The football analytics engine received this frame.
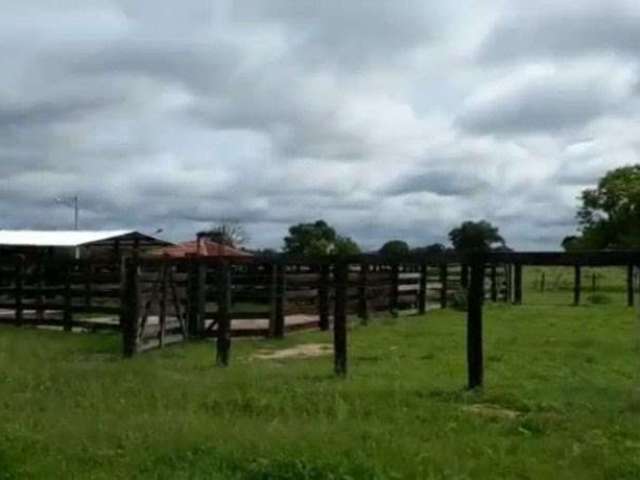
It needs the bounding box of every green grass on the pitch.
[523,266,629,305]
[1,300,640,478]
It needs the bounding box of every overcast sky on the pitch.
[1,1,639,250]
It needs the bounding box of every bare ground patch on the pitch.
[252,343,333,360]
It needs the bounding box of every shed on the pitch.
[0,230,172,261]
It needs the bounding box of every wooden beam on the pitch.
[627,264,634,307]
[357,262,369,325]
[389,263,399,315]
[467,256,485,390]
[121,258,140,357]
[216,262,232,366]
[418,263,427,315]
[490,264,498,302]
[63,264,72,332]
[439,264,448,309]
[318,264,330,331]
[573,265,581,306]
[513,264,523,305]
[333,262,348,377]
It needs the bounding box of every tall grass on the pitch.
[1,290,639,478]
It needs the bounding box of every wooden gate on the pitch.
[136,262,188,352]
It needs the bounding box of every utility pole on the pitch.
[56,196,79,230]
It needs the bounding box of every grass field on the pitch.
[2,280,640,479]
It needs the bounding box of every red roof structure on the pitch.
[151,239,253,259]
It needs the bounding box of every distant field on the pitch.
[1,294,640,479]
[523,266,629,305]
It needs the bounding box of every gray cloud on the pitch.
[1,0,640,250]
[478,2,640,63]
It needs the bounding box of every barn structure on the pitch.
[0,230,172,261]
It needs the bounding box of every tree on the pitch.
[283,220,360,256]
[561,235,581,252]
[379,240,410,260]
[198,220,248,248]
[412,243,446,255]
[334,236,361,257]
[448,220,505,252]
[576,165,640,249]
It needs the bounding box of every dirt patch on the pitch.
[463,404,523,420]
[252,343,332,360]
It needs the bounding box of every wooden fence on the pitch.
[3,250,640,390]
[0,257,122,331]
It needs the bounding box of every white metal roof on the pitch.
[0,230,135,247]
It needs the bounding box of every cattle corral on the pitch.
[1,249,639,390]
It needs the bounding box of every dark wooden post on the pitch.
[333,261,348,376]
[216,262,232,366]
[461,264,469,288]
[273,264,286,338]
[63,264,73,332]
[84,263,92,307]
[505,264,512,302]
[318,264,330,331]
[439,264,448,309]
[573,265,581,306]
[389,263,400,315]
[513,264,523,305]
[357,262,369,325]
[121,258,140,357]
[490,264,497,302]
[188,260,206,337]
[540,272,546,293]
[158,264,167,348]
[35,259,44,323]
[467,255,485,390]
[14,259,23,326]
[418,263,427,315]
[627,265,634,307]
[268,263,278,336]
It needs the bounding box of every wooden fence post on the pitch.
[490,264,497,302]
[573,265,581,306]
[505,264,512,302]
[158,264,167,348]
[333,261,348,376]
[627,265,634,307]
[15,259,23,326]
[540,272,546,293]
[84,263,92,308]
[36,259,44,323]
[461,264,469,288]
[121,258,140,358]
[318,264,330,331]
[418,263,427,315]
[513,264,523,305]
[358,262,369,325]
[439,264,448,309]
[63,264,73,332]
[467,255,485,390]
[389,263,399,315]
[273,264,286,338]
[188,260,206,337]
[216,262,232,366]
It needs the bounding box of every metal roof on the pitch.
[150,239,253,258]
[0,230,136,247]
